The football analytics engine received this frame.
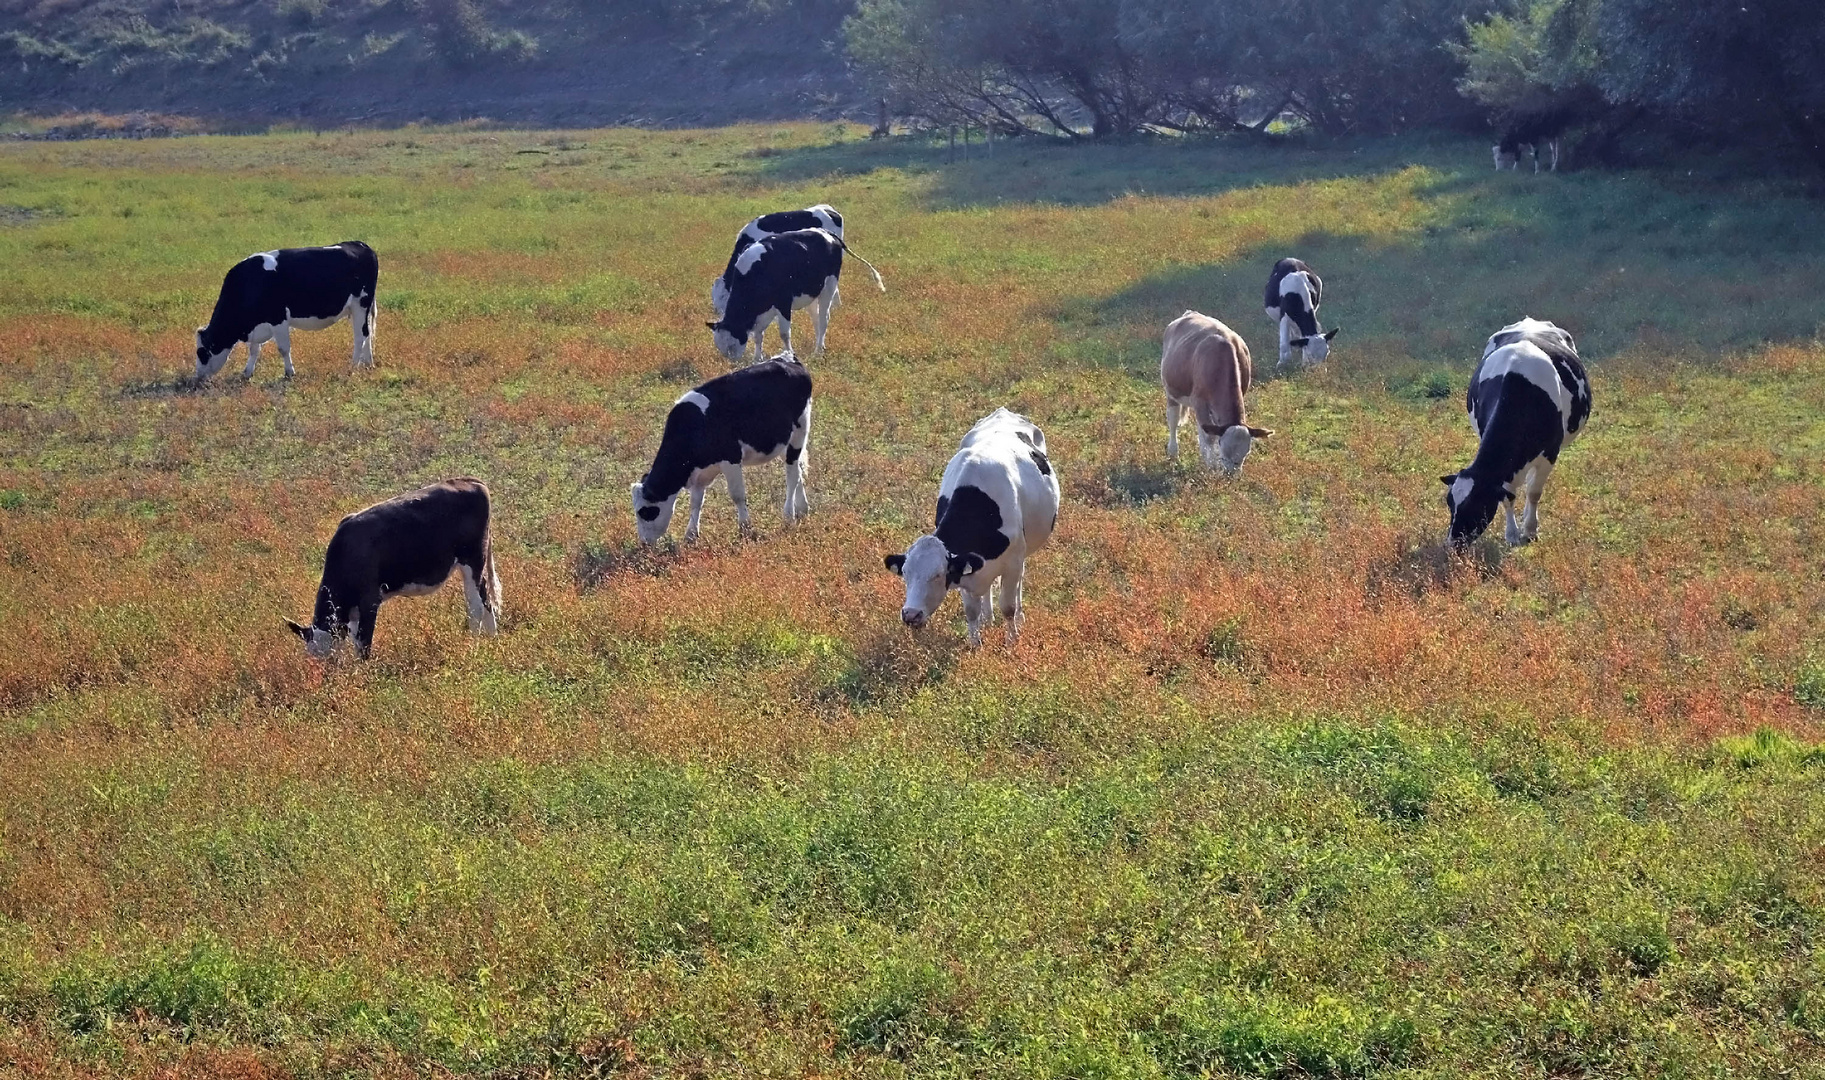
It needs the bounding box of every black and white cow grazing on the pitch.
[1494,109,1574,172]
[285,478,500,659]
[711,204,843,316]
[631,355,813,543]
[707,228,884,363]
[196,241,378,380]
[1443,318,1592,548]
[1264,257,1339,368]
[884,408,1061,647]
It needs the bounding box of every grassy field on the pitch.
[3,122,1825,1078]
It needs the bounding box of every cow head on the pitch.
[1441,471,1506,547]
[195,328,232,380]
[1202,424,1275,474]
[885,535,981,629]
[631,477,678,544]
[1493,145,1515,170]
[706,320,747,362]
[1290,327,1340,365]
[284,617,338,658]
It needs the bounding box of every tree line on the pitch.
[846,0,1825,171]
[1,0,1820,171]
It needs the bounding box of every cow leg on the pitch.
[356,299,377,367]
[813,293,832,355]
[960,588,989,647]
[460,558,499,635]
[243,340,260,378]
[777,316,794,360]
[1502,495,1524,547]
[351,596,379,659]
[274,323,295,377]
[785,411,811,522]
[683,484,708,542]
[1166,400,1183,460]
[1520,460,1554,542]
[723,463,753,535]
[1278,316,1294,367]
[999,561,1026,644]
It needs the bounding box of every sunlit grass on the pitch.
[2,123,1825,1077]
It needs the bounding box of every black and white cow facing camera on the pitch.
[885,408,1061,647]
[631,356,814,544]
[1443,317,1592,548]
[285,478,501,660]
[1264,257,1340,368]
[196,241,379,380]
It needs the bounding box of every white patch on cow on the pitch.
[713,327,747,361]
[809,205,842,239]
[711,278,731,316]
[254,251,278,271]
[1216,426,1255,473]
[380,581,441,600]
[896,534,951,628]
[285,302,351,332]
[303,625,336,658]
[1449,474,1474,509]
[1478,342,1572,424]
[632,481,680,545]
[677,389,711,412]
[734,243,766,276]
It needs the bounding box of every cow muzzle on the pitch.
[901,609,927,630]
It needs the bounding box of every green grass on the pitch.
[2,124,1825,1077]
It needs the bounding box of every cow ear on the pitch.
[884,554,905,576]
[1323,328,1340,341]
[1248,426,1275,439]
[946,553,984,583]
[1440,474,1458,486]
[283,618,311,640]
[705,321,718,329]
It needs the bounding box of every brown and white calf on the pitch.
[285,478,500,658]
[1161,311,1274,473]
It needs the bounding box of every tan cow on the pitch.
[1161,310,1274,473]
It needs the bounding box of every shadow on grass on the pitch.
[1075,459,1188,509]
[119,374,206,398]
[573,538,678,590]
[750,131,1463,210]
[1367,529,1508,599]
[1059,166,1825,383]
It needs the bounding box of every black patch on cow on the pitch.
[933,494,950,529]
[1014,430,1034,446]
[946,553,984,585]
[1030,449,1052,475]
[933,484,1010,577]
[639,358,814,501]
[721,208,842,284]
[786,442,802,464]
[307,478,492,657]
[710,230,845,346]
[637,505,660,521]
[1264,257,1321,333]
[198,241,378,360]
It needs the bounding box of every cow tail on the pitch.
[833,236,886,292]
